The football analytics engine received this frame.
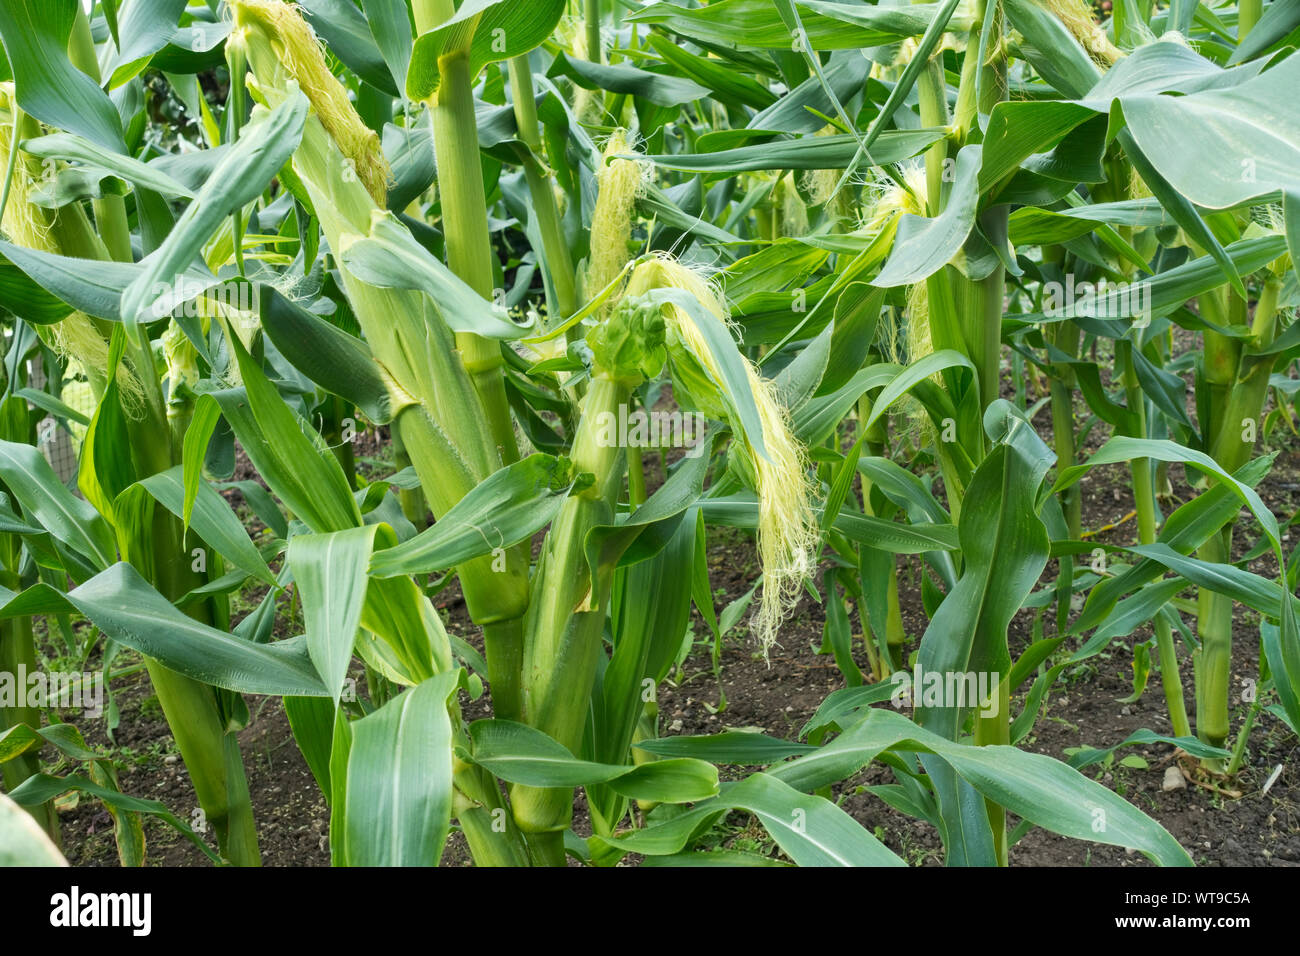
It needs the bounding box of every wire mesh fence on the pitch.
[28,358,94,490]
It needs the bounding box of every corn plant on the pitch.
[0,0,1295,869]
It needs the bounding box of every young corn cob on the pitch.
[584,130,648,306]
[624,258,818,658]
[230,0,390,205]
[1036,0,1123,64]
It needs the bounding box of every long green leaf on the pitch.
[0,564,329,696]
[369,454,571,577]
[289,525,378,706]
[119,92,308,325]
[335,672,458,866]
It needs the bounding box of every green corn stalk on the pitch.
[508,57,578,323]
[128,331,263,863]
[1238,0,1263,38]
[411,0,535,718]
[586,0,604,64]
[413,0,521,469]
[0,556,59,842]
[235,1,534,722]
[1098,149,1194,740]
[913,49,989,511]
[68,3,131,267]
[511,302,665,855]
[961,0,1013,861]
[856,393,905,671]
[1046,320,1082,540]
[1195,276,1283,764]
[389,425,429,529]
[1117,338,1192,739]
[119,323,262,867]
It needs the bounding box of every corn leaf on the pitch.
[289,525,378,706]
